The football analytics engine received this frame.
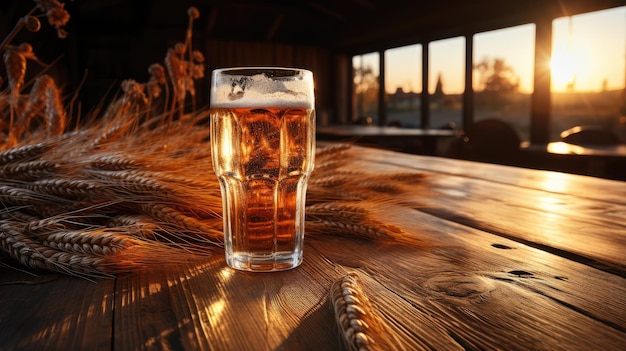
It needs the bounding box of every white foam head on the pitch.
[211,67,314,109]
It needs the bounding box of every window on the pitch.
[347,5,624,148]
[551,7,626,142]
[474,24,535,141]
[352,52,380,125]
[385,44,422,127]
[429,37,464,129]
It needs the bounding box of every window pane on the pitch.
[551,6,626,142]
[352,52,379,125]
[430,37,464,129]
[385,44,422,127]
[474,24,535,141]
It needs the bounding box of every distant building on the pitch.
[387,88,421,110]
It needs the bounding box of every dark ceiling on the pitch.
[70,0,626,53]
[3,0,626,54]
[2,0,625,110]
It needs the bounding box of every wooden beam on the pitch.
[531,15,552,144]
[378,50,386,126]
[421,42,430,129]
[463,33,474,129]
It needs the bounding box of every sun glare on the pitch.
[550,50,580,90]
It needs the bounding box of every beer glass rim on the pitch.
[210,66,314,108]
[212,67,312,78]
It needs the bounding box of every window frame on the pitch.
[348,5,625,145]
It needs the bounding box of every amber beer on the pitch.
[210,68,315,271]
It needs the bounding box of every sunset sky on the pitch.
[359,6,625,96]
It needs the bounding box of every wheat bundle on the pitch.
[0,3,429,278]
[0,109,426,277]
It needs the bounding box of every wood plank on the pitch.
[113,253,344,351]
[2,145,625,351]
[0,266,114,351]
[421,174,626,275]
[308,207,626,350]
[110,205,625,350]
[350,146,626,204]
[341,146,626,274]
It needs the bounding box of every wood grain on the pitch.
[113,253,344,351]
[0,265,114,351]
[309,206,626,350]
[421,175,626,275]
[1,145,625,351]
[107,204,626,350]
[348,147,626,275]
[353,147,626,204]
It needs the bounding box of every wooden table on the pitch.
[521,141,626,180]
[317,125,458,155]
[2,145,626,350]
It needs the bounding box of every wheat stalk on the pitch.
[0,184,59,206]
[306,202,370,222]
[139,203,223,244]
[331,273,393,351]
[0,220,111,276]
[36,228,133,256]
[307,219,404,242]
[84,153,140,171]
[107,215,159,240]
[25,178,105,199]
[0,142,51,163]
[0,159,58,180]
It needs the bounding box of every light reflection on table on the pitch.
[524,141,626,157]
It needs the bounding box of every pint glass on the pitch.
[210,68,315,271]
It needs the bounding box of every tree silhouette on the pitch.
[353,63,379,122]
[474,58,519,93]
[474,58,520,108]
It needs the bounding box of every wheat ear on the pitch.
[331,273,391,351]
[0,142,51,164]
[0,221,111,277]
[307,219,404,242]
[0,159,59,180]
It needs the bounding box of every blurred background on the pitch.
[2,0,626,178]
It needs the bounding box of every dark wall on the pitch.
[1,1,344,123]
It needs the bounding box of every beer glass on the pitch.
[210,67,315,271]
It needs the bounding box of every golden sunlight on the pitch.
[550,50,580,90]
[539,171,571,193]
[207,299,226,320]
